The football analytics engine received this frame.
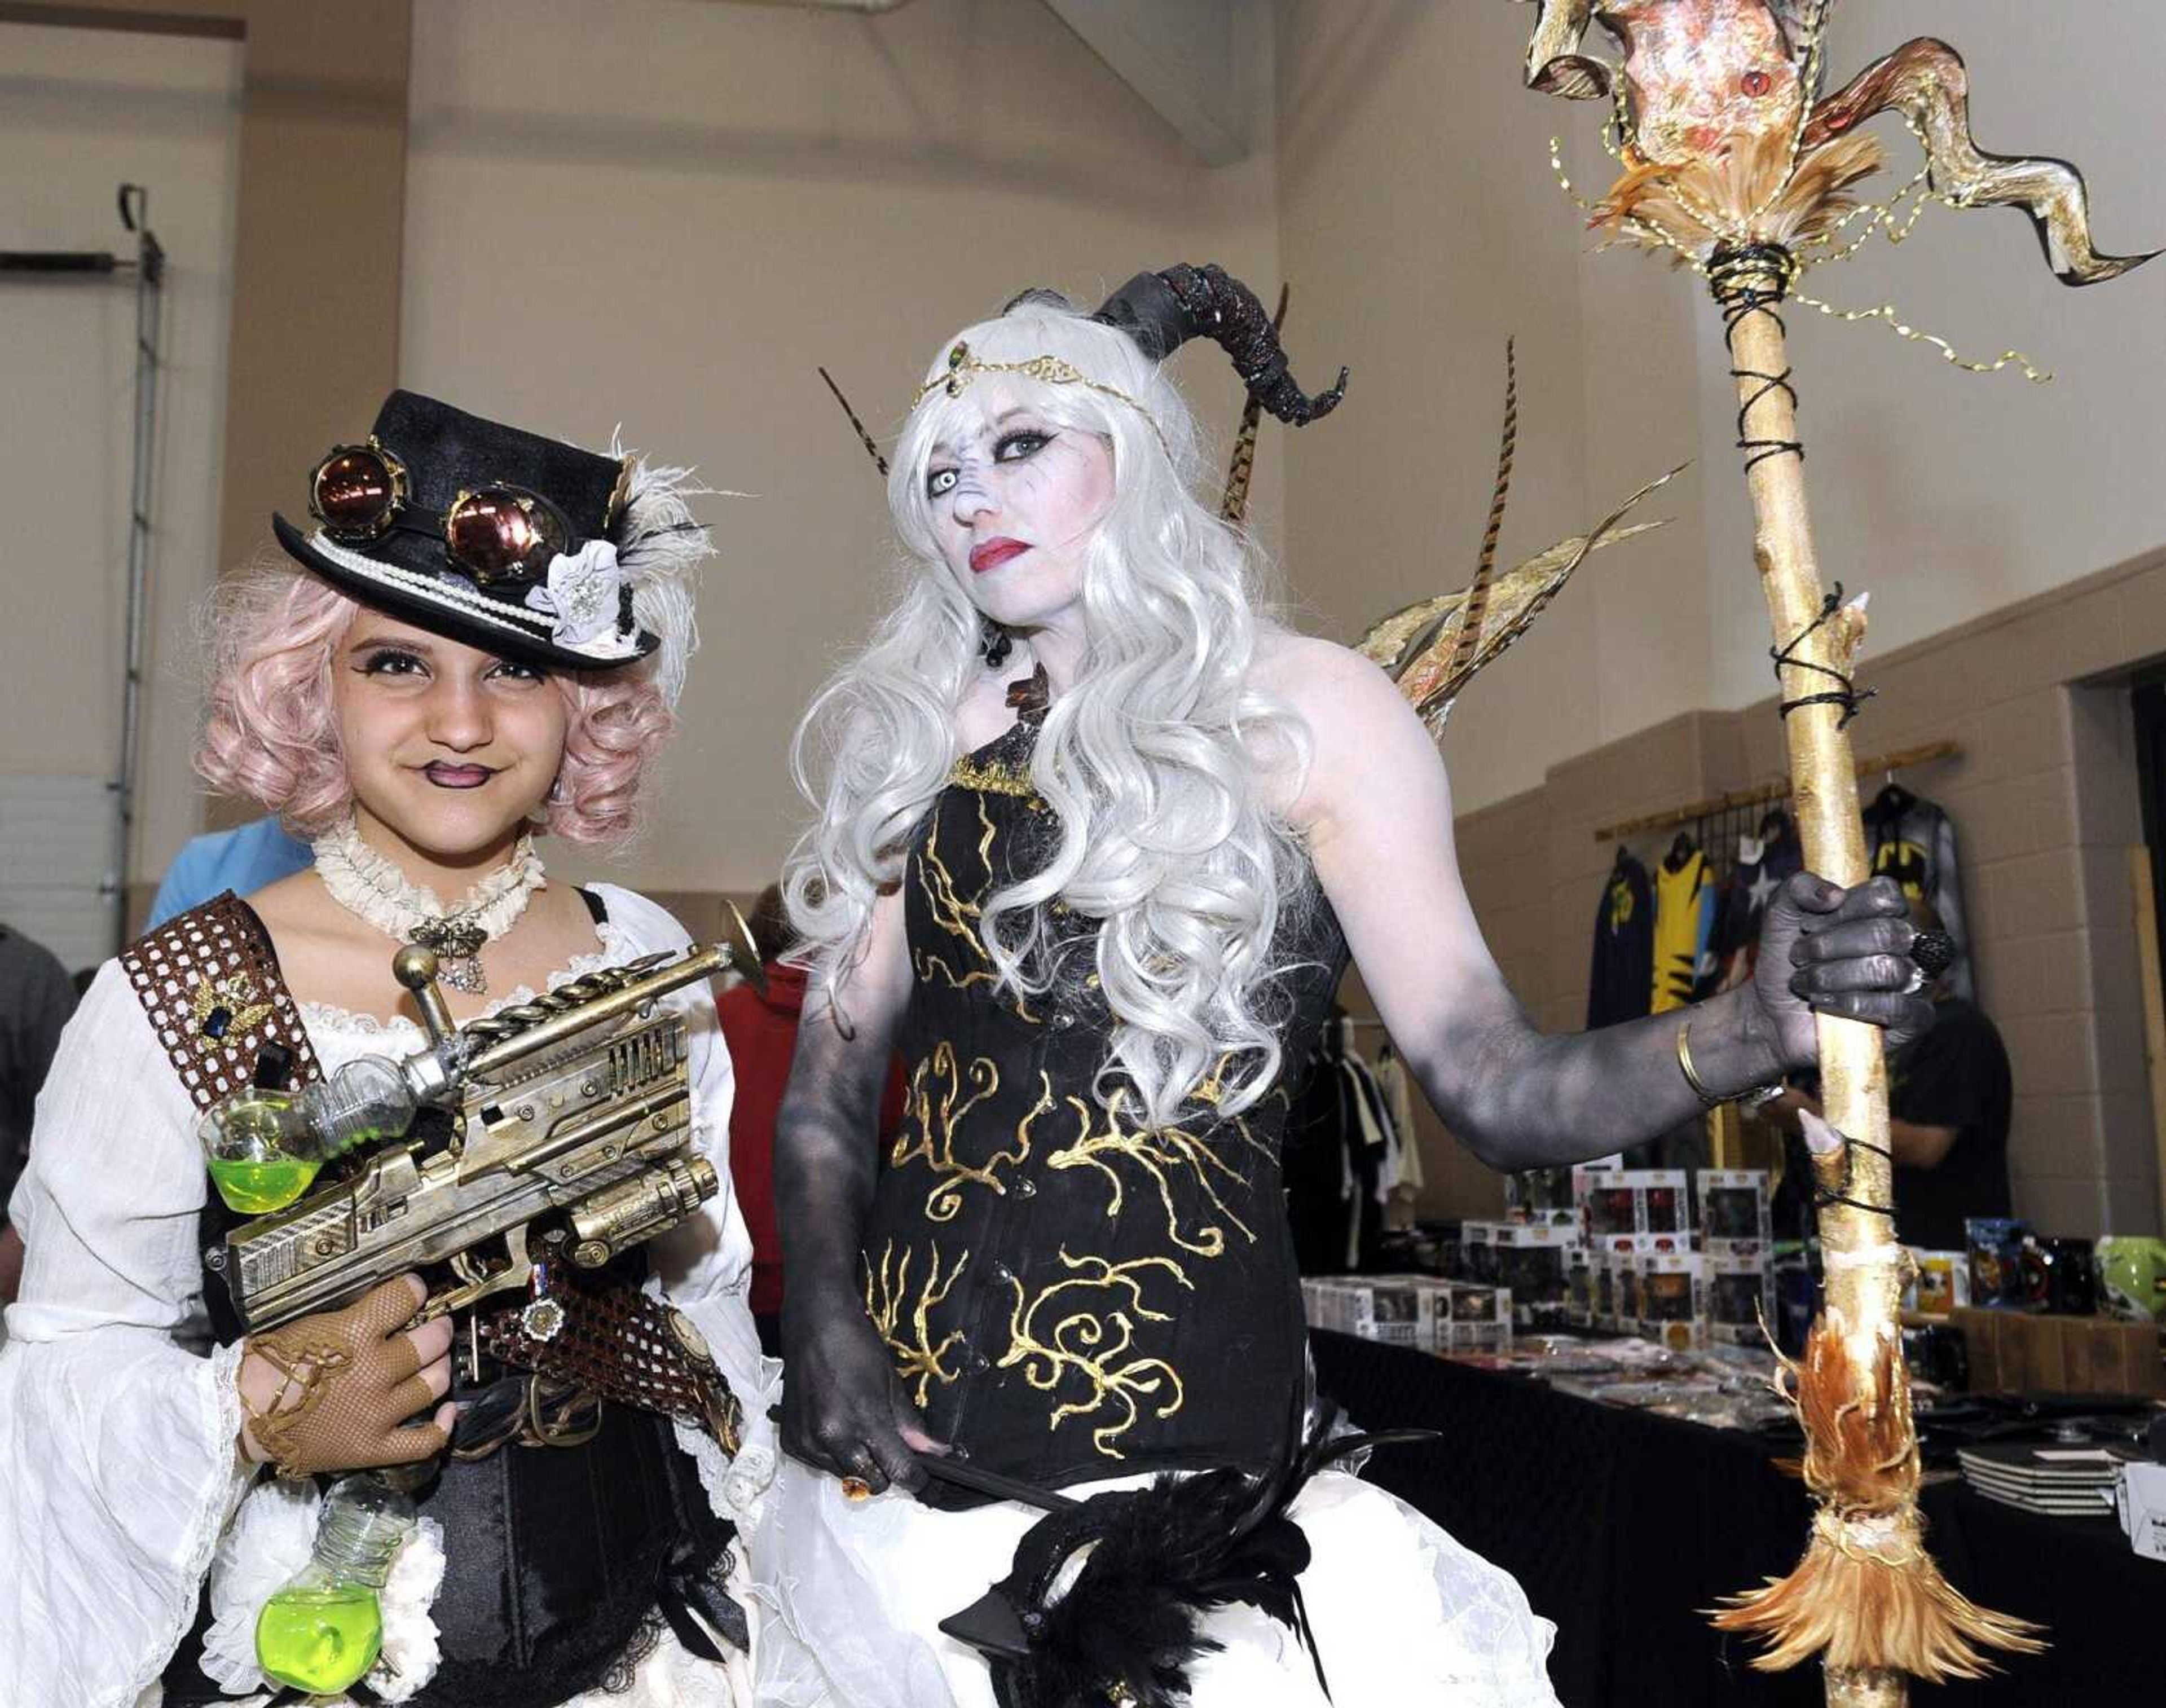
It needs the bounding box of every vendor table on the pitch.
[1312,1331,2155,1706]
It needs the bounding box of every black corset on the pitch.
[860,717,1346,1508]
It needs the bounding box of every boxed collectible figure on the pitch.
[1565,1244,1594,1328]
[1441,1282,1516,1353]
[1578,1168,1691,1236]
[1463,1220,1577,1330]
[1588,1231,1691,1330]
[1904,1248,1972,1317]
[1698,1170,1773,1252]
[1707,1250,1776,1346]
[1966,1217,2033,1309]
[1504,1166,1581,1227]
[1301,1277,1429,1346]
[1635,1251,1708,1351]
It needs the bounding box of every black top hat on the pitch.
[272,390,661,673]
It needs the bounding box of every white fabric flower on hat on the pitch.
[526,539,634,653]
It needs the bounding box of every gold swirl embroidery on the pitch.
[947,755,1040,800]
[1044,1069,1269,1259]
[890,1042,1028,1220]
[912,791,1040,1022]
[1000,1249,1189,1457]
[863,1240,967,1407]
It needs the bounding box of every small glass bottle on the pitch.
[199,1043,322,1214]
[200,1047,424,1215]
[254,1476,416,1694]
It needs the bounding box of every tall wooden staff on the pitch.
[1513,3,2154,1703]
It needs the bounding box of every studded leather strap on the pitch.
[482,1272,743,1455]
[121,891,322,1109]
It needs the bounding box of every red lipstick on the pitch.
[969,537,1029,575]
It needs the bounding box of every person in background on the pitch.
[145,815,314,928]
[1767,897,2010,1251]
[716,881,906,1354]
[0,921,78,1316]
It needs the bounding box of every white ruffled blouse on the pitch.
[0,884,776,1708]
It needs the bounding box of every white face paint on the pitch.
[922,377,1116,641]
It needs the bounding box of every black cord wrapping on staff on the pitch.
[1769,583,1876,728]
[1811,1131,1897,1222]
[1711,243,1806,473]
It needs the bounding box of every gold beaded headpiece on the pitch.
[820,266,1344,480]
[912,340,1170,453]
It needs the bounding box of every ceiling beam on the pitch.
[1038,0,1260,167]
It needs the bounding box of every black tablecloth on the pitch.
[1311,1332,2158,1707]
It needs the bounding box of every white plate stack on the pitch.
[1956,1442,2143,1517]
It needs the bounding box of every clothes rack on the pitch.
[1592,738,1959,844]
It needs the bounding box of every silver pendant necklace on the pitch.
[311,816,547,995]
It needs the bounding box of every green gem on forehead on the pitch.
[947,342,968,369]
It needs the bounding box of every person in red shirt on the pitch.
[717,883,905,1352]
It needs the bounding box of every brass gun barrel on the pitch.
[466,944,727,1080]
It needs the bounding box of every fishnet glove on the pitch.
[237,1274,453,1477]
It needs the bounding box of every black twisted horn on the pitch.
[1093,263,1348,426]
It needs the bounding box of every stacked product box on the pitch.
[1902,1248,1972,1316]
[1438,1280,1515,1354]
[1565,1243,1595,1328]
[1706,1251,1776,1346]
[1299,1276,1429,1347]
[1696,1171,1773,1345]
[1586,1230,1693,1331]
[1462,1219,1577,1331]
[1635,1251,1708,1350]
[1504,1165,1579,1227]
[1578,1168,1691,1238]
[1300,1275,1512,1353]
[1698,1170,1773,1251]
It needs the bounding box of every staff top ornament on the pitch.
[1517,0,2155,292]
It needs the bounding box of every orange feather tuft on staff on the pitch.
[1711,1315,2045,1681]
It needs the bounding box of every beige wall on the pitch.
[0,21,242,888]
[1275,0,2166,814]
[399,0,1284,895]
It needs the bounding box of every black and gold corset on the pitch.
[860,705,1348,1507]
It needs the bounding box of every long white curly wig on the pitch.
[786,293,1317,1127]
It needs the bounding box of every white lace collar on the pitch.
[297,917,628,1042]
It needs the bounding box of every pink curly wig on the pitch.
[194,564,675,846]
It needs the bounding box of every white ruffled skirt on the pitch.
[747,1460,1560,1708]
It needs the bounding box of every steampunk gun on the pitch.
[206,915,760,1336]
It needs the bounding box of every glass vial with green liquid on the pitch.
[255,1476,416,1693]
[200,1042,323,1213]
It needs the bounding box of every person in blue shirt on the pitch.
[144,816,313,927]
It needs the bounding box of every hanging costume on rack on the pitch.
[1588,847,1655,1028]
[1650,835,1716,1014]
[1864,783,1974,1001]
[1374,1039,1425,1230]
[1714,807,1803,989]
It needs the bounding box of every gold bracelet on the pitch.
[1676,1022,1724,1110]
[1677,1019,1784,1112]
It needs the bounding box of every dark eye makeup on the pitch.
[351,645,545,685]
[924,426,1058,498]
[355,646,426,676]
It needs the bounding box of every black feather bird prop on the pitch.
[940,1396,1433,1708]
